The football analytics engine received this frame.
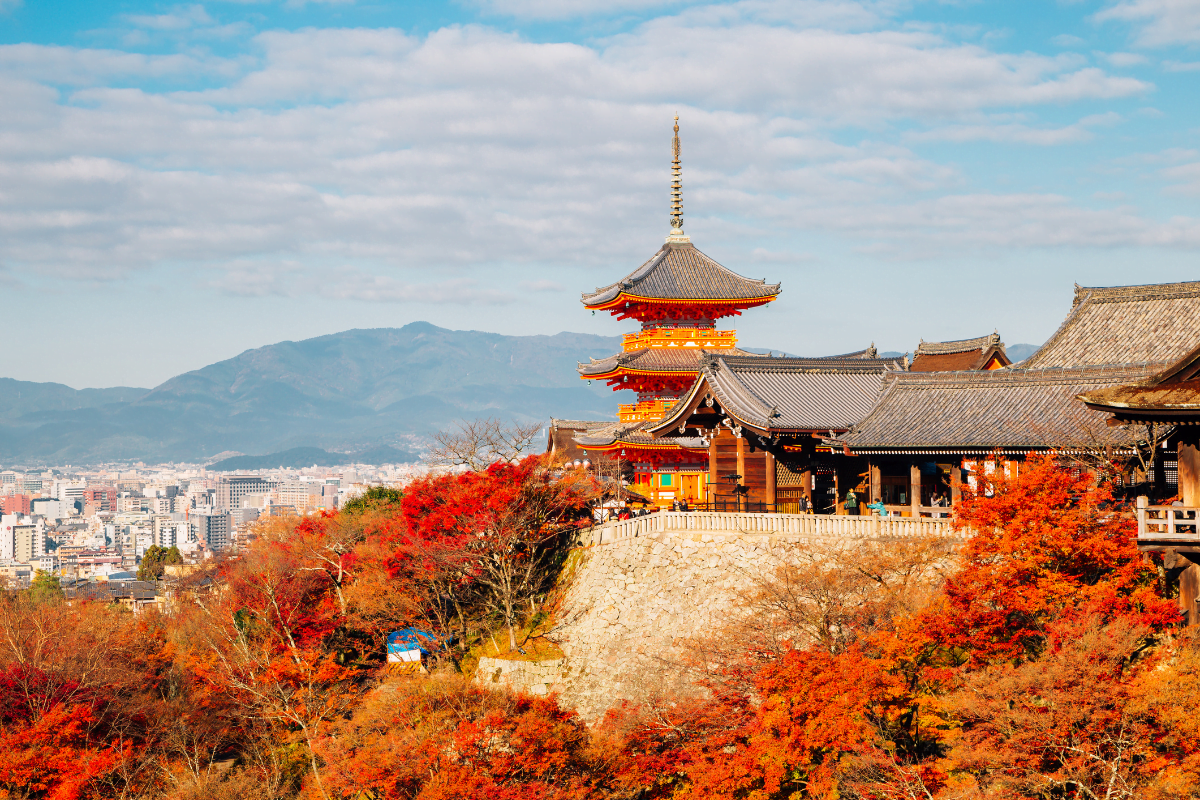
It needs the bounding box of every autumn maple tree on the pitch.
[4,450,1195,800]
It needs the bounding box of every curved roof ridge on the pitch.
[1073,278,1200,305]
[705,356,776,427]
[883,362,1153,386]
[708,353,906,373]
[915,332,1002,356]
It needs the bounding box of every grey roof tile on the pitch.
[1025,280,1200,368]
[650,353,905,434]
[581,242,781,306]
[841,365,1153,452]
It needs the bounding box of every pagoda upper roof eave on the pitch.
[583,292,779,313]
[580,241,782,309]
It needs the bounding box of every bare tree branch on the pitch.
[426,418,545,471]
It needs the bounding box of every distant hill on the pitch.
[1006,343,1040,363]
[0,323,629,465]
[0,379,147,420]
[207,445,419,471]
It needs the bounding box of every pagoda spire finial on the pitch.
[667,115,689,243]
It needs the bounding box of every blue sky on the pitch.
[2,0,1200,388]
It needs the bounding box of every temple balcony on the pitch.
[618,399,675,423]
[622,328,736,352]
[1137,496,1200,546]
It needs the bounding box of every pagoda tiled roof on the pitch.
[577,346,760,377]
[649,352,904,436]
[581,242,781,307]
[1024,280,1200,369]
[573,419,707,450]
[839,364,1153,454]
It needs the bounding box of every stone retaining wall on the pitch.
[550,524,960,720]
[476,656,566,696]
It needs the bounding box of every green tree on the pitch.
[137,545,182,582]
[27,570,63,603]
[341,486,403,515]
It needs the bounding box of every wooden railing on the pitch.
[581,511,960,546]
[1137,496,1200,542]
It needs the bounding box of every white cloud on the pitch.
[1161,161,1200,194]
[910,112,1122,145]
[1052,33,1086,47]
[472,0,690,20]
[126,5,213,30]
[1101,51,1149,66]
[520,279,566,291]
[0,8,1182,298]
[214,261,514,304]
[1095,0,1200,46]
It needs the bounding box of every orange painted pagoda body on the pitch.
[574,118,781,507]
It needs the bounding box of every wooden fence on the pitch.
[581,510,960,546]
[1137,496,1200,543]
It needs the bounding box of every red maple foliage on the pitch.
[930,453,1177,664]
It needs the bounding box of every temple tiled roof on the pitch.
[547,419,612,459]
[1079,343,1200,420]
[578,346,759,377]
[581,242,781,306]
[649,352,905,435]
[910,332,1009,372]
[839,365,1153,453]
[1024,280,1200,369]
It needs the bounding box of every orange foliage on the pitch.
[3,455,1194,799]
[316,676,606,800]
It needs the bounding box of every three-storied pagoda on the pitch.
[574,119,781,507]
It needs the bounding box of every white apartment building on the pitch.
[54,480,87,509]
[30,497,65,520]
[216,476,279,512]
[191,511,232,552]
[154,517,191,550]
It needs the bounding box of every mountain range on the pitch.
[0,323,629,466]
[0,324,1042,467]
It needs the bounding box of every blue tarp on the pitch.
[387,628,440,655]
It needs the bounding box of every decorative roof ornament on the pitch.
[667,116,689,244]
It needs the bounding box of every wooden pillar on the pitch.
[1182,564,1200,626]
[869,463,881,504]
[950,465,962,506]
[1179,432,1200,506]
[765,451,776,511]
[708,435,718,507]
[736,435,747,513]
[910,463,921,517]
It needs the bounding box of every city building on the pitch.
[216,476,279,512]
[191,510,232,552]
